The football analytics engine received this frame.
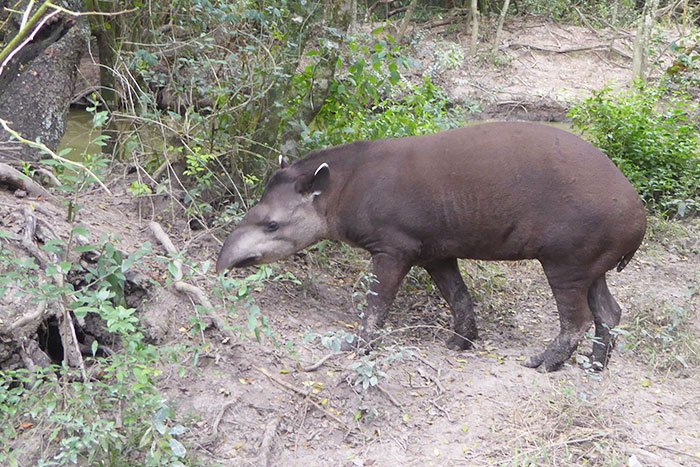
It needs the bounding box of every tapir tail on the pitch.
[616,249,638,272]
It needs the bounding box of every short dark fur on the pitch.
[218,123,647,372]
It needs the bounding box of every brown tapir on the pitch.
[216,122,647,372]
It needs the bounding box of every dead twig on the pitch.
[301,352,337,372]
[255,366,347,428]
[430,395,453,422]
[645,444,699,461]
[200,397,239,446]
[148,221,235,341]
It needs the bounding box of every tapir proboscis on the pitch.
[216,122,647,372]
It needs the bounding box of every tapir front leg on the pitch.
[356,253,412,346]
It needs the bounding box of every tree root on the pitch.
[255,366,347,429]
[257,416,281,467]
[1,206,87,378]
[301,352,337,372]
[0,162,57,201]
[148,221,235,342]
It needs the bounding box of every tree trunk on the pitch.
[259,0,354,160]
[470,0,480,56]
[0,1,88,163]
[492,0,511,54]
[396,0,418,43]
[631,0,660,82]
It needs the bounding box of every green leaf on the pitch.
[169,438,186,457]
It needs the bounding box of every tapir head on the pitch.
[216,157,331,273]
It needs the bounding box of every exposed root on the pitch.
[8,301,47,332]
[148,221,235,342]
[301,352,337,372]
[257,416,281,467]
[0,162,56,200]
[255,366,347,429]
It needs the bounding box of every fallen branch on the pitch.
[255,366,347,428]
[505,42,632,59]
[377,384,402,408]
[0,162,56,200]
[148,221,235,341]
[0,119,112,195]
[424,10,469,29]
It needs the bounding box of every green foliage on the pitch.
[516,0,638,26]
[568,83,700,217]
[0,235,185,465]
[665,33,700,94]
[620,281,699,372]
[299,32,462,149]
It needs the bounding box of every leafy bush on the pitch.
[298,32,462,150]
[568,83,700,217]
[0,237,187,465]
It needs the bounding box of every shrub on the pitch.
[568,83,700,217]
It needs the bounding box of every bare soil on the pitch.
[48,165,696,466]
[4,18,699,467]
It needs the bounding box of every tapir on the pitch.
[216,122,647,372]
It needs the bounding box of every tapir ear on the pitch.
[279,155,290,169]
[295,162,330,196]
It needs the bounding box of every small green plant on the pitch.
[620,284,699,371]
[569,83,700,217]
[0,231,187,465]
[431,41,465,73]
[347,346,413,391]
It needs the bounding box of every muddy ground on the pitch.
[4,17,700,467]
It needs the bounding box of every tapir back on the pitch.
[322,122,645,265]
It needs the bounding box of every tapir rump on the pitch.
[217,122,646,372]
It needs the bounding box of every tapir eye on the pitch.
[266,221,279,232]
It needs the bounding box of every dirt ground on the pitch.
[4,17,699,467]
[150,20,698,466]
[67,160,698,466]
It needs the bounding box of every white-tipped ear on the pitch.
[314,162,329,176]
[278,155,283,166]
[279,155,290,169]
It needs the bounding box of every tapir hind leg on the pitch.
[587,274,622,369]
[424,258,478,350]
[524,262,595,371]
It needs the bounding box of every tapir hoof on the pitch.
[578,353,606,372]
[522,351,567,372]
[446,334,474,351]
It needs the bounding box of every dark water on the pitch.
[57,109,103,160]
